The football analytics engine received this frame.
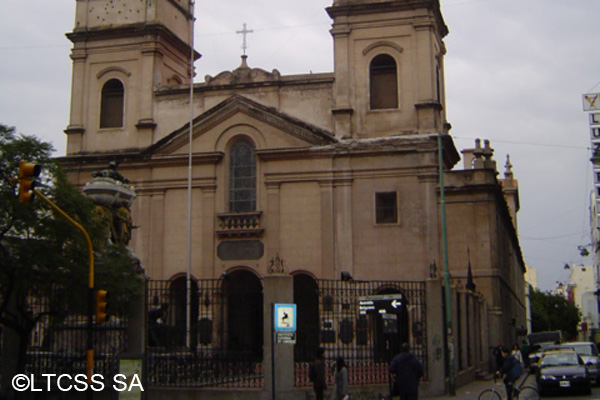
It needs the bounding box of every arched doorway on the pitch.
[373,287,409,362]
[222,269,263,361]
[293,273,320,362]
[169,276,199,348]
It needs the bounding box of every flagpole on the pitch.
[186,0,196,350]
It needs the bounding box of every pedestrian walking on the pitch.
[389,343,424,400]
[309,347,327,400]
[511,343,524,368]
[334,356,349,400]
[492,342,504,371]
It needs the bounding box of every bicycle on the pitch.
[478,376,539,400]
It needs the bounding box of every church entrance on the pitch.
[223,269,263,361]
[373,287,409,362]
[293,273,320,362]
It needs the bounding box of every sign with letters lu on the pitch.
[583,93,600,111]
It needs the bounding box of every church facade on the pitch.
[58,0,526,397]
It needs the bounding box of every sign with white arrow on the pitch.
[358,294,404,315]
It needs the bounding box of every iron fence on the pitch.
[295,279,427,387]
[145,278,264,388]
[23,294,127,388]
[145,277,426,389]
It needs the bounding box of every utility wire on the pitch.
[451,135,588,150]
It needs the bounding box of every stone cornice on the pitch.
[58,151,224,172]
[326,0,448,38]
[156,73,334,96]
[66,23,200,61]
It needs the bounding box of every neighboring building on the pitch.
[524,265,538,334]
[57,0,527,397]
[564,265,599,338]
[584,95,600,339]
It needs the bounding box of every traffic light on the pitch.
[18,161,41,204]
[95,289,108,323]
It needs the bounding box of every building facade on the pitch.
[58,0,527,396]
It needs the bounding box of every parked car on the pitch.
[536,349,592,396]
[558,342,600,385]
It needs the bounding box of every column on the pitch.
[425,278,445,395]
[263,274,295,399]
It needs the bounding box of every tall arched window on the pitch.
[369,54,398,110]
[229,139,256,212]
[100,79,124,128]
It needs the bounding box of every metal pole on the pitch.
[185,0,196,350]
[34,190,95,393]
[271,303,276,400]
[437,132,455,395]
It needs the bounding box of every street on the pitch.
[543,386,600,399]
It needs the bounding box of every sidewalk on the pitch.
[424,374,536,399]
[424,378,494,400]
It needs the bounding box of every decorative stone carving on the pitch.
[205,55,281,86]
[84,162,136,246]
[268,253,286,274]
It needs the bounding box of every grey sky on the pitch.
[0,0,598,291]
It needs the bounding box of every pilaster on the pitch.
[266,182,281,262]
[262,274,295,399]
[319,180,335,277]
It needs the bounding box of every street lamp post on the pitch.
[437,132,455,395]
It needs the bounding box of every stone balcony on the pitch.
[216,211,264,238]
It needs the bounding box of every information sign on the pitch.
[358,294,404,315]
[274,303,296,332]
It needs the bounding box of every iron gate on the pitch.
[294,278,427,387]
[145,276,264,388]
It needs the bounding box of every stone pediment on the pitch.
[204,55,281,86]
[148,94,336,155]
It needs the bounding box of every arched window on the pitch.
[100,79,124,128]
[369,54,398,110]
[229,139,256,212]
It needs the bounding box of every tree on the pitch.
[0,124,143,388]
[530,285,581,340]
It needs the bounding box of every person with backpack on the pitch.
[309,347,327,400]
[496,346,523,400]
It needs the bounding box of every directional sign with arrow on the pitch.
[358,294,404,315]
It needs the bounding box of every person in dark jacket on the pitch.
[311,347,327,400]
[492,342,504,371]
[496,346,523,400]
[389,343,424,400]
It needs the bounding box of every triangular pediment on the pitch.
[147,94,336,156]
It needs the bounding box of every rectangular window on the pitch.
[375,191,398,224]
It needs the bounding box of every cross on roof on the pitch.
[236,23,254,56]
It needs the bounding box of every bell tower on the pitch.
[327,0,449,139]
[64,0,197,155]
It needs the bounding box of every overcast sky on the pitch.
[1,0,598,291]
